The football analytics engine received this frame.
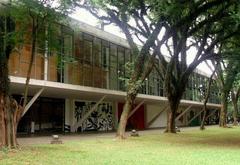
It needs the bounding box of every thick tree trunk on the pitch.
[166,110,176,133]
[116,93,135,139]
[231,90,239,126]
[219,93,228,127]
[0,95,6,147]
[165,99,180,133]
[0,95,23,148]
[232,100,238,126]
[5,97,16,148]
[164,68,185,133]
[200,106,207,130]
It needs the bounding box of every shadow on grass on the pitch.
[191,137,240,148]
[27,144,69,153]
[132,127,240,149]
[32,143,90,155]
[164,128,240,148]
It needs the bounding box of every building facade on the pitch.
[8,19,221,134]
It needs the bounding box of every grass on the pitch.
[1,127,240,165]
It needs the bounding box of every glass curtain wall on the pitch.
[46,26,220,104]
[93,37,102,87]
[118,46,125,91]
[101,40,110,88]
[109,43,118,90]
[56,26,74,83]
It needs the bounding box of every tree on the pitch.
[0,3,22,148]
[10,0,73,113]
[231,82,240,126]
[229,38,240,126]
[0,0,73,148]
[200,67,217,130]
[75,0,166,138]
[150,0,240,132]
[214,37,240,127]
[215,60,240,127]
[76,0,240,135]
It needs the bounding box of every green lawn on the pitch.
[1,127,240,165]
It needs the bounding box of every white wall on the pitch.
[146,104,168,128]
[146,104,191,128]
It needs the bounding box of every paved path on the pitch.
[18,125,218,146]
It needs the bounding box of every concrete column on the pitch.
[65,99,70,126]
[65,99,75,132]
[114,102,118,130]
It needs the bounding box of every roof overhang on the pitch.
[10,76,221,109]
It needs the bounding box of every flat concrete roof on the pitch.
[70,19,130,48]
[10,76,221,109]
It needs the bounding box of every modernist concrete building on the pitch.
[7,18,221,134]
